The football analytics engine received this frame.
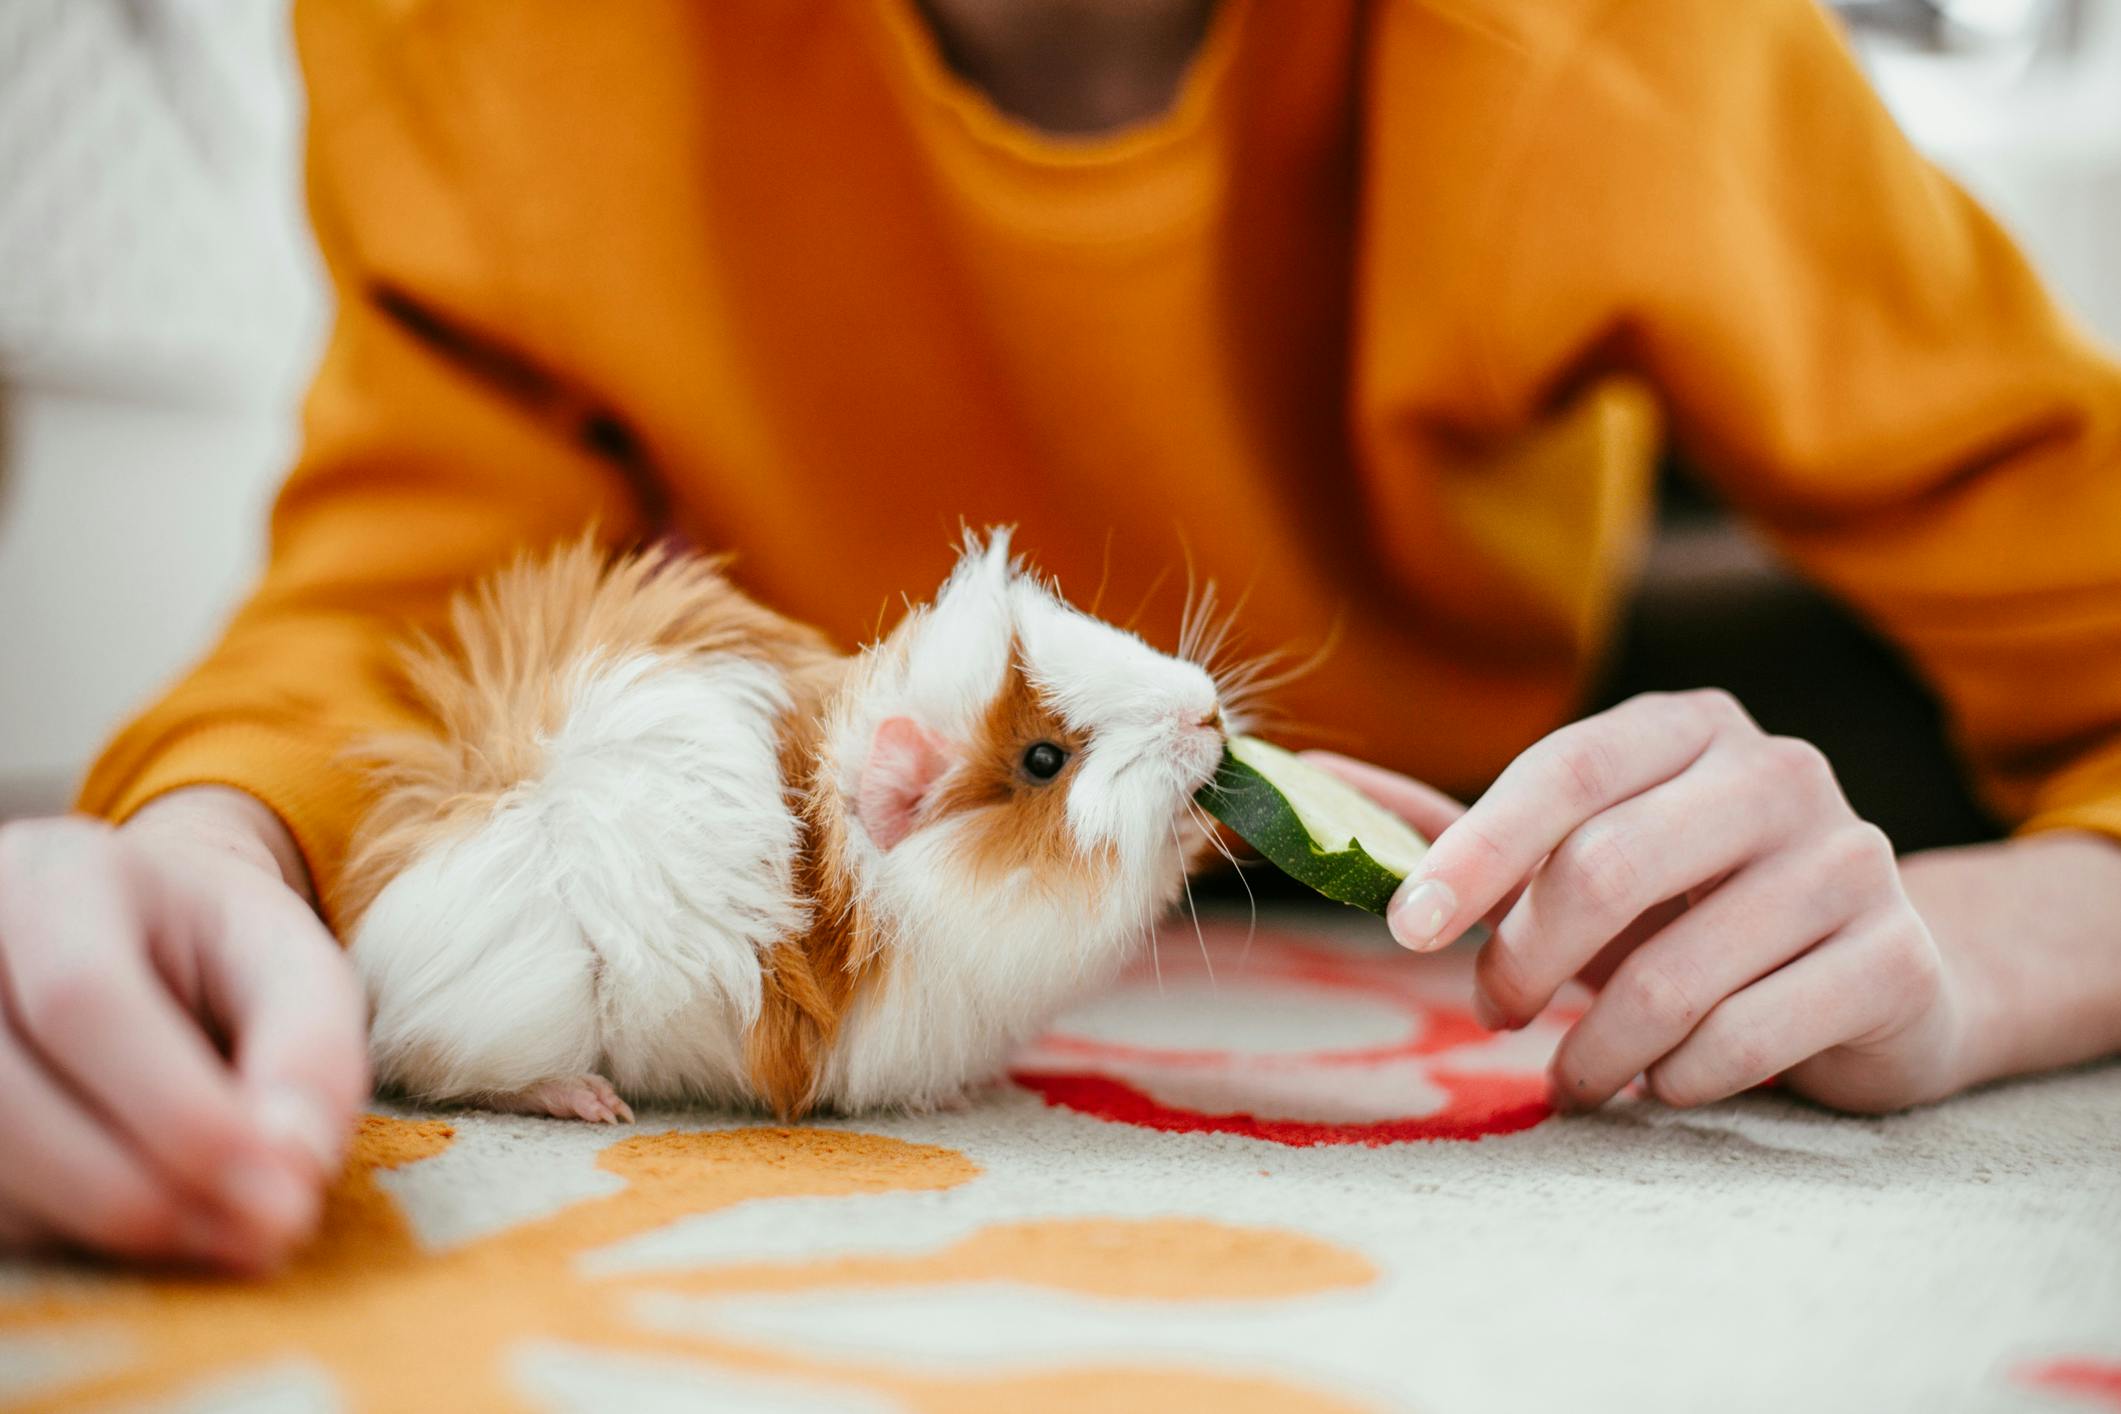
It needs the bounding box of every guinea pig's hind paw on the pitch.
[491,1074,636,1124]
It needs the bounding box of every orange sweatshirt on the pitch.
[80,0,2121,926]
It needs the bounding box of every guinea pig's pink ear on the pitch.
[857,717,953,852]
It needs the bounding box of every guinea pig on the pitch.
[339,530,1232,1122]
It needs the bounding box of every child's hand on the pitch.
[0,788,368,1270]
[1310,689,1964,1115]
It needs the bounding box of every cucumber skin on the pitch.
[1195,752,1408,916]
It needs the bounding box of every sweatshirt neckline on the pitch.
[864,0,1248,245]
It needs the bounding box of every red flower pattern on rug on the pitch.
[1013,919,1583,1146]
[2022,1359,2121,1410]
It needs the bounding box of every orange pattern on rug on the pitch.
[0,1116,1377,1413]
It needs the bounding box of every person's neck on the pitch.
[911,0,1221,136]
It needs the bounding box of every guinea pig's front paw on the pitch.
[923,1082,993,1114]
[488,1073,636,1124]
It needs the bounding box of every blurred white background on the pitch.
[0,0,324,812]
[1,0,2118,811]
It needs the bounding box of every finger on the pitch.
[203,894,371,1175]
[1545,823,1896,1108]
[1476,896,1682,1030]
[1572,897,1689,993]
[1301,752,1468,839]
[1474,738,1828,1027]
[0,1201,47,1253]
[0,1027,252,1266]
[1644,910,1930,1109]
[1305,754,1529,942]
[1386,690,1751,950]
[0,830,317,1245]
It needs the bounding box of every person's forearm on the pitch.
[1900,830,2121,1093]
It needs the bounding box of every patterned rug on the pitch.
[3,910,2118,1413]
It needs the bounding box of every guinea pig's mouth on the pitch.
[1172,710,1226,793]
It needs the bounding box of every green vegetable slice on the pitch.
[1195,736,1429,915]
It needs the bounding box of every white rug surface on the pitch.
[2,909,2118,1413]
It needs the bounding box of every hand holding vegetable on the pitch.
[1298,690,1973,1113]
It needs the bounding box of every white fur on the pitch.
[815,811,1176,1111]
[350,650,804,1105]
[357,531,1226,1116]
[813,530,1225,1110]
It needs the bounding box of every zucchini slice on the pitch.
[1196,736,1429,915]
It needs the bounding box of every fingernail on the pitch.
[258,1088,342,1173]
[219,1158,315,1237]
[1387,878,1456,951]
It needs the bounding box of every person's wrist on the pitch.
[1901,830,2121,1095]
[1919,927,1992,1100]
[123,786,316,905]
[1900,842,2017,1096]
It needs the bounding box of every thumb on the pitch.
[1301,751,1468,841]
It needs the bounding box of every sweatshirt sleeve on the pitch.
[1485,0,2121,841]
[76,4,652,925]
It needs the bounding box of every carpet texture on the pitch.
[3,910,2117,1413]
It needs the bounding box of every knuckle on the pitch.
[1550,821,1644,926]
[1729,1039,1776,1088]
[1870,919,1943,1000]
[17,967,112,1046]
[1615,959,1699,1034]
[1451,817,1511,876]
[1683,687,1748,731]
[1550,735,1618,811]
[1759,735,1835,793]
[1646,1063,1703,1110]
[1436,814,1512,892]
[1710,1021,1777,1091]
[1826,822,1896,886]
[1654,1010,1774,1107]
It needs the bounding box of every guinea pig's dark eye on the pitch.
[1021,741,1068,782]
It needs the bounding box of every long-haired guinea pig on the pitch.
[338,530,1234,1122]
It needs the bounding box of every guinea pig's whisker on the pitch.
[1210,638,1285,680]
[1210,613,1344,725]
[1171,815,1216,988]
[1179,576,1219,666]
[1198,615,1227,670]
[1176,534,1204,658]
[1148,915,1165,994]
[1216,646,1306,700]
[1121,562,1177,634]
[1186,796,1257,965]
[1181,589,1248,677]
[1174,558,1197,660]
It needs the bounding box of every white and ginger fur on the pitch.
[339,531,1235,1121]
